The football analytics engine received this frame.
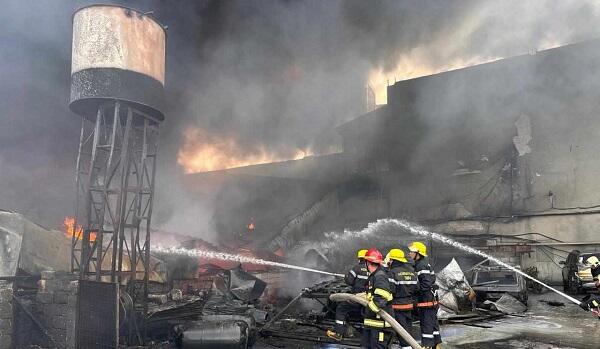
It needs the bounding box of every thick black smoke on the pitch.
[1,0,599,234]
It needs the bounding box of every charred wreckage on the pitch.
[1,207,536,349]
[6,3,600,349]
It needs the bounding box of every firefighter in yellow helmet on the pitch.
[327,249,369,341]
[387,249,418,349]
[408,242,442,349]
[587,256,600,289]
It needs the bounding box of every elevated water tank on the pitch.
[70,5,166,121]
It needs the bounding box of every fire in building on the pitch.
[3,1,600,349]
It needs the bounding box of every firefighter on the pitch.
[387,248,418,349]
[408,241,442,349]
[327,249,369,340]
[586,256,600,289]
[363,248,394,349]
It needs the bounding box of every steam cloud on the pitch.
[1,0,600,237]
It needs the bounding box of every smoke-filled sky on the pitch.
[1,0,600,232]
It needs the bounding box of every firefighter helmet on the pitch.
[587,256,600,268]
[364,248,383,264]
[357,249,368,260]
[387,248,408,263]
[408,241,428,257]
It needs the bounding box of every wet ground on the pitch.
[442,292,600,349]
[257,292,600,349]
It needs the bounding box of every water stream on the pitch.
[153,217,582,306]
[152,245,344,277]
[362,218,582,306]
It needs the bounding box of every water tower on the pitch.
[68,5,166,345]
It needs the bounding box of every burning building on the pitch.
[187,39,600,284]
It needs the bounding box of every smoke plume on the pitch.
[1,0,600,238]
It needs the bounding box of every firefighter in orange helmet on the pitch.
[362,248,394,348]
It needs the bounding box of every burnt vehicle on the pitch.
[471,265,528,304]
[561,250,600,294]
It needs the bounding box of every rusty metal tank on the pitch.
[70,5,166,121]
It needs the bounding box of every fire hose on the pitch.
[579,294,600,319]
[329,293,423,349]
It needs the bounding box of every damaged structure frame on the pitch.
[71,100,160,344]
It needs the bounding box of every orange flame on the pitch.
[368,54,504,105]
[177,127,312,173]
[63,216,96,242]
[369,39,567,105]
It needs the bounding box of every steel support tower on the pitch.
[71,101,159,342]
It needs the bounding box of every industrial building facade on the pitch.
[189,40,600,283]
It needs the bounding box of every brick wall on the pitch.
[36,271,78,349]
[0,282,13,349]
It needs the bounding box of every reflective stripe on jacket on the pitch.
[388,260,417,308]
[345,262,369,293]
[413,256,437,305]
[364,266,394,327]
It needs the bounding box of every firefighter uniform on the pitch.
[363,260,394,348]
[387,249,418,349]
[332,260,369,335]
[413,255,441,348]
[588,256,600,289]
[346,260,370,293]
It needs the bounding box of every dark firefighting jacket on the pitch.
[388,260,418,311]
[344,262,369,293]
[592,266,600,283]
[363,266,394,328]
[414,256,438,308]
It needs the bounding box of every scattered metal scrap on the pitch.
[258,279,363,347]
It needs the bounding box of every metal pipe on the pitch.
[260,291,305,332]
[330,293,422,349]
[471,280,500,287]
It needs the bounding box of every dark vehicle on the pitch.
[471,265,528,304]
[561,250,600,294]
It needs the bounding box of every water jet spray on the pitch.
[366,218,583,306]
[152,246,344,277]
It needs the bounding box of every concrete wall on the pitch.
[372,40,600,222]
[428,213,600,283]
[330,40,600,283]
[0,211,70,276]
